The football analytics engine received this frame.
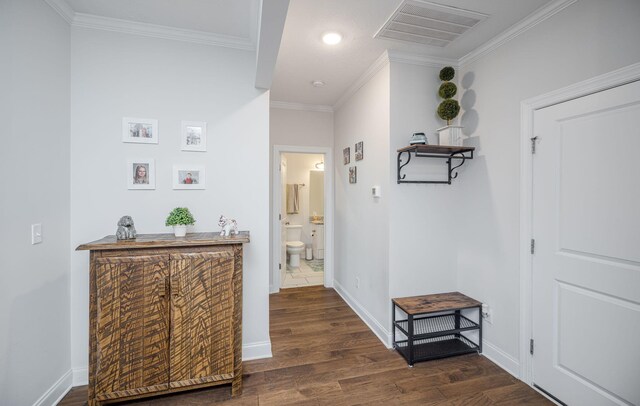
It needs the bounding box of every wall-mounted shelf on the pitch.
[397,145,475,184]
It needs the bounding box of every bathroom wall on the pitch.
[70,27,272,383]
[282,153,324,245]
[0,0,72,404]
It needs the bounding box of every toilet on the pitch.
[285,224,305,268]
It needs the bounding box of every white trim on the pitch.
[43,0,75,24]
[334,280,392,348]
[334,51,390,110]
[482,340,520,379]
[72,13,255,51]
[270,101,334,113]
[32,369,72,406]
[459,0,577,67]
[519,62,640,384]
[272,145,335,292]
[242,341,273,361]
[72,367,88,386]
[387,49,458,69]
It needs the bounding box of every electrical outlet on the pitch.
[31,223,42,245]
[355,277,360,289]
[481,303,492,324]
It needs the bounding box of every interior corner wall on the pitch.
[0,0,71,404]
[456,0,640,363]
[388,61,459,301]
[70,28,271,381]
[269,108,333,290]
[333,64,390,341]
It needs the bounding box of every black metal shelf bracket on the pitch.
[397,148,474,185]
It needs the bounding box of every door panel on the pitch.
[281,156,287,286]
[94,255,170,398]
[169,251,235,387]
[532,80,640,406]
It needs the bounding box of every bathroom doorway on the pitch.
[272,146,333,292]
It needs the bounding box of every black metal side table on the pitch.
[392,292,483,366]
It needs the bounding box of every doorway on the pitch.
[272,145,333,292]
[522,72,640,405]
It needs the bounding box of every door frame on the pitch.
[271,145,334,293]
[519,62,640,384]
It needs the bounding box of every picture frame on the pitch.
[172,165,205,190]
[181,120,207,152]
[127,159,155,190]
[122,117,158,144]
[349,166,357,184]
[343,147,350,165]
[355,141,363,161]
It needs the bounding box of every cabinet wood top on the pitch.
[392,292,481,314]
[77,231,250,251]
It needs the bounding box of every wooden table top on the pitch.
[392,292,482,315]
[76,231,250,251]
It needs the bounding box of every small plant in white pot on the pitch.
[436,66,465,146]
[165,207,195,237]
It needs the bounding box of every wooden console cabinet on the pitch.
[77,232,249,405]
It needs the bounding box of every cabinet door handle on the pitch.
[171,277,181,297]
[158,278,167,297]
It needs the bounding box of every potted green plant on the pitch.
[436,66,465,146]
[165,207,195,237]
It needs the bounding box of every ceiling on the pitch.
[270,0,553,107]
[63,0,259,43]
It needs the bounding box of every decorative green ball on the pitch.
[439,66,455,81]
[438,82,457,99]
[437,99,460,122]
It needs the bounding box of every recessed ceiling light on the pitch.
[322,32,342,45]
[312,80,325,88]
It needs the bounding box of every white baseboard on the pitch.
[33,369,72,406]
[242,340,273,361]
[333,280,392,348]
[72,367,88,386]
[482,339,520,378]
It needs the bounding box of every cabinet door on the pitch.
[169,250,235,388]
[94,255,170,400]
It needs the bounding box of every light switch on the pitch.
[31,223,42,244]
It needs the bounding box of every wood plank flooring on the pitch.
[59,286,550,405]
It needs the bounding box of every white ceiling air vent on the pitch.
[374,0,488,47]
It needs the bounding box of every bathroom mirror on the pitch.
[309,170,324,218]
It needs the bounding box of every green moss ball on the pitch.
[439,66,455,81]
[437,99,460,121]
[438,82,457,99]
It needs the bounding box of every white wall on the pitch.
[282,153,323,245]
[388,61,459,301]
[0,0,71,404]
[457,0,640,363]
[70,27,271,382]
[333,64,390,342]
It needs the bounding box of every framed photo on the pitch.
[127,159,155,190]
[349,166,357,184]
[173,165,205,190]
[355,141,363,161]
[343,147,350,165]
[122,117,158,144]
[181,121,207,152]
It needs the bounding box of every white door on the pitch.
[280,156,288,286]
[532,81,640,405]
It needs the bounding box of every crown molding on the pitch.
[459,0,577,67]
[334,51,391,110]
[43,0,75,24]
[387,49,458,69]
[270,101,334,113]
[73,13,255,51]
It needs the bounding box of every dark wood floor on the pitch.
[59,286,550,405]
